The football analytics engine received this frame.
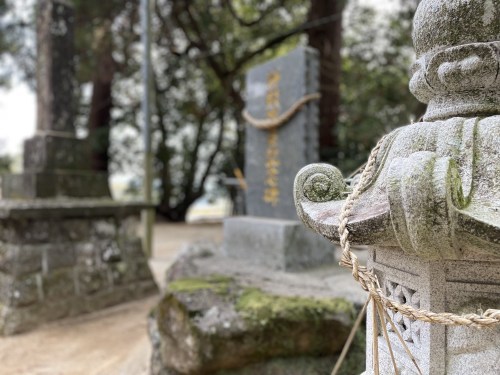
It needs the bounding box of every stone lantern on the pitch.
[294,0,500,374]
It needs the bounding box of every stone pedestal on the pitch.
[365,248,500,374]
[223,217,333,271]
[0,200,157,335]
[2,134,110,200]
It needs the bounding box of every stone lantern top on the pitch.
[413,0,500,58]
[410,0,500,121]
[294,0,500,262]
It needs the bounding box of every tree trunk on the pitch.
[87,26,114,173]
[307,0,344,162]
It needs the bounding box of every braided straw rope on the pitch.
[243,93,321,130]
[337,136,500,329]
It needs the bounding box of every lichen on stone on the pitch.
[167,275,233,295]
[235,288,354,324]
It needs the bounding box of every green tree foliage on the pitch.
[0,0,32,87]
[335,0,425,173]
[0,0,8,85]
[148,0,307,220]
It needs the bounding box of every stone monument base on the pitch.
[223,216,335,271]
[2,172,110,199]
[0,200,158,335]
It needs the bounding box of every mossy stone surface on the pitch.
[150,274,358,375]
[236,287,353,324]
[168,275,233,295]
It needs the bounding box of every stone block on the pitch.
[0,202,155,335]
[0,303,44,335]
[0,298,73,335]
[43,244,76,272]
[42,298,73,321]
[149,245,369,375]
[117,216,140,241]
[1,171,110,199]
[42,268,76,300]
[149,276,354,375]
[23,135,89,172]
[224,357,332,375]
[75,242,99,267]
[76,267,109,295]
[98,240,122,264]
[92,219,116,239]
[133,260,154,281]
[0,244,42,276]
[0,272,14,304]
[109,261,129,286]
[1,219,51,244]
[121,237,143,257]
[84,287,130,312]
[56,219,91,242]
[223,216,334,271]
[0,273,41,308]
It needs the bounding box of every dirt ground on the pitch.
[0,222,223,375]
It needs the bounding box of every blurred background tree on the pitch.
[0,0,29,87]
[72,0,140,174]
[2,0,424,221]
[307,0,346,162]
[149,0,307,220]
[336,0,424,172]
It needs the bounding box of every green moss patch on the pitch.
[167,275,233,295]
[236,288,354,324]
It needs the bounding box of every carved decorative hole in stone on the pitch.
[384,280,422,349]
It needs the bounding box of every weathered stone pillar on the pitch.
[0,0,156,335]
[294,1,500,374]
[36,0,76,136]
[3,0,109,199]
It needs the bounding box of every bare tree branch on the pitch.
[199,106,225,191]
[223,0,284,27]
[232,12,342,73]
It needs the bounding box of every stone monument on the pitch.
[0,0,156,335]
[224,46,334,271]
[294,0,500,374]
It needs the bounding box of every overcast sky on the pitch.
[0,0,398,158]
